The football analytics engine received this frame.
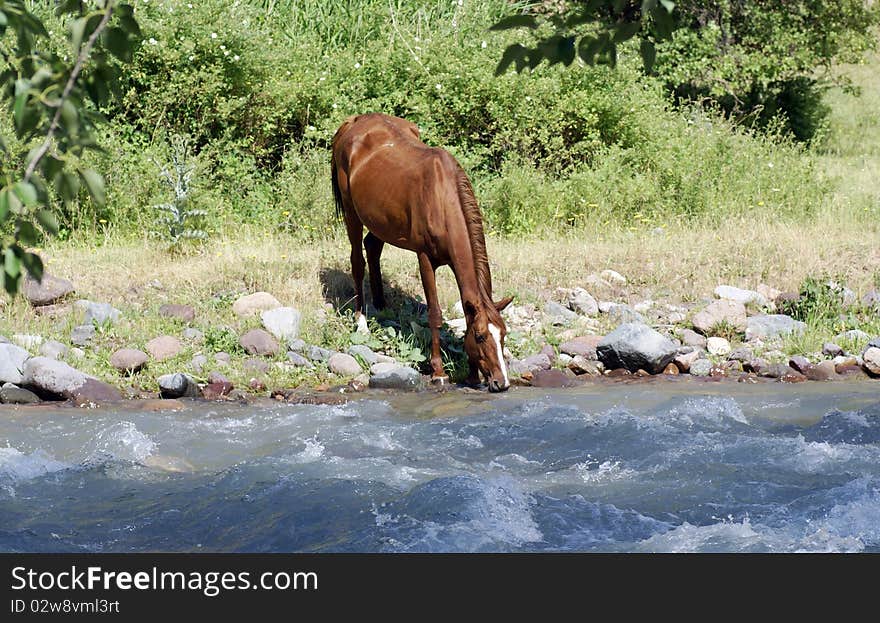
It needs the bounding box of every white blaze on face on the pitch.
[487,323,509,388]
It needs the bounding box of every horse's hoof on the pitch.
[431,375,450,386]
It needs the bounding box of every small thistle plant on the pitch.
[152,135,208,250]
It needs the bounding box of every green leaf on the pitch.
[578,34,608,65]
[489,15,538,31]
[36,209,59,234]
[21,251,44,282]
[641,0,658,11]
[4,247,21,279]
[0,189,8,222]
[105,26,133,62]
[640,38,656,73]
[60,99,79,133]
[79,169,105,205]
[70,16,87,52]
[56,171,80,203]
[12,181,37,207]
[659,0,675,12]
[17,221,39,246]
[613,20,642,43]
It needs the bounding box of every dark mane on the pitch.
[455,165,494,305]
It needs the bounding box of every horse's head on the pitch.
[463,296,514,392]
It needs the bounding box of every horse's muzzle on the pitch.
[488,379,509,393]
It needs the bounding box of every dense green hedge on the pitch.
[15,0,853,239]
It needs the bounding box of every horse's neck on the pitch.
[450,235,492,315]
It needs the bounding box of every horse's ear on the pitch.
[494,296,513,312]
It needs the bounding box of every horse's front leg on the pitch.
[417,253,448,384]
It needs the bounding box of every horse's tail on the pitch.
[330,115,358,220]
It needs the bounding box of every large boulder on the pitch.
[745,315,806,342]
[0,343,30,384]
[21,356,87,397]
[23,273,75,307]
[597,322,677,374]
[260,306,302,341]
[692,299,747,335]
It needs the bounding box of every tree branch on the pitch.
[22,4,115,183]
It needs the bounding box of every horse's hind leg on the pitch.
[364,232,386,310]
[343,211,366,316]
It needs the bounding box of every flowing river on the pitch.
[2,380,879,553]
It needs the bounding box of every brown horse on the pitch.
[331,113,512,392]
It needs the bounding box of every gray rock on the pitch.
[689,359,712,377]
[835,329,870,344]
[79,301,121,325]
[68,347,84,359]
[369,363,422,390]
[260,306,302,341]
[348,344,381,365]
[207,371,231,384]
[146,335,183,361]
[232,292,280,318]
[445,317,468,337]
[862,347,880,376]
[674,349,702,373]
[110,348,149,374]
[159,304,196,323]
[568,356,603,376]
[714,285,769,307]
[706,337,731,356]
[678,328,707,349]
[307,345,334,362]
[39,340,68,359]
[692,299,747,335]
[243,358,270,374]
[600,269,626,285]
[214,352,231,363]
[822,342,844,358]
[239,329,279,357]
[788,355,812,374]
[328,353,362,376]
[861,288,880,309]
[182,328,204,342]
[727,346,755,363]
[0,383,41,404]
[597,322,677,374]
[520,353,552,371]
[567,288,598,316]
[603,304,645,326]
[865,336,880,351]
[544,301,578,325]
[286,352,314,368]
[157,373,200,399]
[70,324,96,347]
[288,338,307,353]
[21,357,87,397]
[558,336,602,359]
[0,335,8,343]
[745,315,806,342]
[70,379,122,405]
[23,273,75,307]
[191,354,208,372]
[12,334,43,349]
[0,343,30,384]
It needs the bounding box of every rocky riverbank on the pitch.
[3,268,880,407]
